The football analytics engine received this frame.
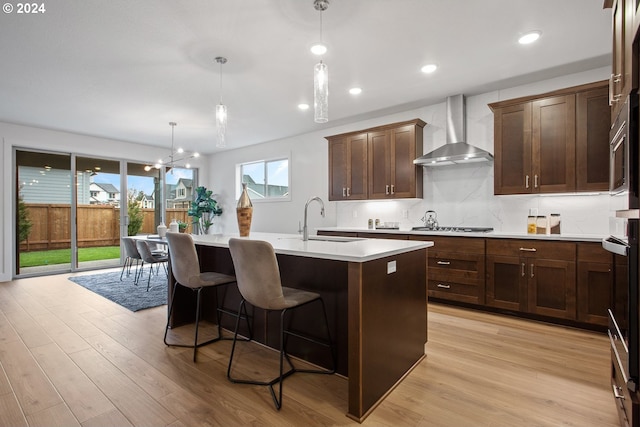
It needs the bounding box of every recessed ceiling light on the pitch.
[310,43,327,55]
[298,103,310,110]
[518,31,541,45]
[349,87,362,95]
[421,64,437,74]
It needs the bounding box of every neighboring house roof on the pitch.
[92,182,119,194]
[176,178,193,188]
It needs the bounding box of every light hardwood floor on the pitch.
[0,272,620,427]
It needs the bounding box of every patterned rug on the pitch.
[68,268,167,312]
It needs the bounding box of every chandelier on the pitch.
[313,0,329,123]
[144,122,199,172]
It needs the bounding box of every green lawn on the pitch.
[19,246,121,267]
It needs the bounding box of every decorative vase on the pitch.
[169,219,179,233]
[236,183,253,237]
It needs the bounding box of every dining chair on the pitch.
[135,239,168,291]
[164,232,251,362]
[227,238,335,410]
[120,237,142,283]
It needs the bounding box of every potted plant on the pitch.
[177,221,189,233]
[188,186,223,234]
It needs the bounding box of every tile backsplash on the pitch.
[335,162,614,236]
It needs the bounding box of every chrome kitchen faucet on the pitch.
[303,196,325,241]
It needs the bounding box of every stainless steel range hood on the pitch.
[414,94,494,167]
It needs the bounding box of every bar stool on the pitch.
[164,232,251,362]
[227,238,335,410]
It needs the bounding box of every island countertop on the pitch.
[189,231,432,263]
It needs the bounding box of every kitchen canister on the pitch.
[536,216,548,234]
[549,213,561,234]
[236,183,253,237]
[527,216,536,234]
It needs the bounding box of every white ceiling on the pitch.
[0,0,612,155]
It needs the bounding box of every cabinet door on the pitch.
[486,254,527,311]
[390,124,419,198]
[367,130,391,199]
[576,87,610,191]
[346,133,368,200]
[577,261,613,326]
[328,134,368,200]
[493,103,532,194]
[527,258,576,319]
[532,95,576,193]
[328,137,347,201]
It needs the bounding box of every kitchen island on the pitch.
[166,232,432,422]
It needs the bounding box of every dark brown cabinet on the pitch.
[610,0,634,122]
[576,86,611,191]
[368,124,423,199]
[412,236,485,305]
[327,119,424,201]
[486,239,576,320]
[328,132,368,200]
[490,81,610,195]
[576,242,614,326]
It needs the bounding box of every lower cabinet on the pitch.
[486,239,576,320]
[577,242,614,326]
[411,236,485,305]
[318,230,614,328]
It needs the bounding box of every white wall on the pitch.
[208,66,615,237]
[0,122,208,282]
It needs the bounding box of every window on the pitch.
[238,157,290,201]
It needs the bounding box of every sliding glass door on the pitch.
[75,156,122,270]
[16,150,73,275]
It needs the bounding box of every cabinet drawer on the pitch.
[578,242,613,263]
[412,236,484,253]
[486,239,576,261]
[428,280,481,303]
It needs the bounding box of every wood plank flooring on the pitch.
[0,271,620,426]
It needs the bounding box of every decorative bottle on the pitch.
[157,221,167,238]
[169,218,179,233]
[236,183,253,237]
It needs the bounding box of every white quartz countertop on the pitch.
[316,227,606,243]
[189,232,432,263]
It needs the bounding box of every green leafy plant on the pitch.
[127,190,144,236]
[187,186,222,233]
[17,189,32,243]
[178,221,189,232]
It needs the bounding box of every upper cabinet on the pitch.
[327,119,425,201]
[607,0,635,122]
[489,81,610,195]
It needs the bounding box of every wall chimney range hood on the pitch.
[414,94,494,167]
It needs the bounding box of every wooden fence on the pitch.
[19,204,190,252]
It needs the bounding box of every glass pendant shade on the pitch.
[314,61,328,123]
[216,103,227,148]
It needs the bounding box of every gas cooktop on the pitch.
[411,226,494,233]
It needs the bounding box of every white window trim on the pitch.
[235,154,291,203]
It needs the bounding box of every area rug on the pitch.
[68,269,167,312]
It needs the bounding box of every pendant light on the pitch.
[215,56,228,148]
[313,0,329,123]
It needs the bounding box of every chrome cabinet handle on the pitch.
[385,185,390,195]
[530,263,534,278]
[342,188,346,197]
[437,283,451,289]
[521,263,525,277]
[534,175,539,188]
[346,187,351,197]
[390,184,395,194]
[525,175,530,189]
[437,260,451,265]
[519,247,537,252]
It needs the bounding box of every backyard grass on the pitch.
[19,246,121,267]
